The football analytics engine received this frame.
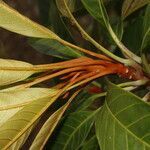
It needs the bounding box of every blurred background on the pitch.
[0,0,51,64]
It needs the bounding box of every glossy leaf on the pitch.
[0,1,60,39]
[29,91,79,150]
[51,110,99,150]
[122,0,150,19]
[0,59,34,86]
[96,83,150,150]
[0,91,60,149]
[29,39,82,59]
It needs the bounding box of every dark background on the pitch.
[0,0,51,64]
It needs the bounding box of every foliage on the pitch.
[0,0,149,149]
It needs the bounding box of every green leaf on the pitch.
[60,91,90,114]
[29,91,79,150]
[50,110,99,150]
[81,0,109,28]
[76,93,105,111]
[123,16,143,54]
[0,1,60,39]
[29,39,82,59]
[141,4,150,50]
[0,90,60,149]
[122,0,150,19]
[81,0,123,40]
[141,4,150,75]
[0,59,35,86]
[96,83,150,150]
[81,136,99,150]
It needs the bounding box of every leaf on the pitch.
[0,1,60,39]
[56,0,76,17]
[122,0,150,19]
[141,4,150,75]
[141,54,150,75]
[81,0,123,40]
[38,0,73,42]
[81,136,99,150]
[0,88,58,112]
[66,91,91,113]
[76,93,105,111]
[96,83,150,150]
[29,106,67,150]
[141,4,150,50]
[0,89,61,149]
[50,110,99,150]
[8,125,35,150]
[0,88,58,127]
[122,16,143,54]
[0,88,58,149]
[29,38,82,59]
[81,0,109,28]
[0,59,35,86]
[29,91,79,150]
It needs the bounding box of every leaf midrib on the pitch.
[62,110,98,150]
[3,96,57,149]
[105,101,150,148]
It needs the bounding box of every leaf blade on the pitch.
[0,59,34,86]
[96,83,150,150]
[0,88,58,111]
[29,39,82,59]
[51,110,99,150]
[0,1,60,39]
[0,90,60,149]
[29,91,79,150]
[122,0,150,19]
[81,135,99,150]
[141,4,150,74]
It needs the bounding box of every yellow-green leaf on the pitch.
[0,88,58,149]
[30,91,79,150]
[0,88,58,126]
[8,125,35,150]
[0,59,35,86]
[122,0,150,19]
[0,88,58,111]
[0,1,60,39]
[0,92,61,149]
